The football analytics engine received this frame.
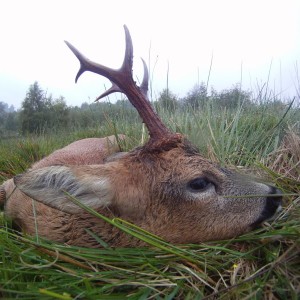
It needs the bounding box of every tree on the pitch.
[0,102,6,127]
[184,82,208,109]
[0,101,18,136]
[214,84,251,109]
[19,82,70,133]
[4,111,19,132]
[48,96,69,128]
[156,89,178,112]
[20,82,49,133]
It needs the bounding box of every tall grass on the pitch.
[0,99,299,299]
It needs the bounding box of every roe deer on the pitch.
[0,25,282,247]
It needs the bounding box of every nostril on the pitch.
[268,195,282,211]
[273,187,283,196]
[268,186,282,209]
[273,195,282,206]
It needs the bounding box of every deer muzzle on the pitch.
[251,186,282,228]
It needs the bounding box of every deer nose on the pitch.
[251,186,282,228]
[266,186,282,213]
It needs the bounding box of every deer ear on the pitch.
[14,166,114,214]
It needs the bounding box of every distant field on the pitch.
[0,100,299,299]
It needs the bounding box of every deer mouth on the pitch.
[250,187,282,228]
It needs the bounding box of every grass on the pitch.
[0,100,300,299]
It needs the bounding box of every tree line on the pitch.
[0,81,292,137]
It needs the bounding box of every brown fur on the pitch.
[1,134,282,247]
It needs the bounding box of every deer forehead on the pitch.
[142,147,222,176]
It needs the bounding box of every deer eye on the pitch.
[188,177,213,192]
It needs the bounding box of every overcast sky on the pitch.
[0,0,299,109]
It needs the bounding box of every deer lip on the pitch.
[250,193,282,229]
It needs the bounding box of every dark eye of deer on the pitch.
[188,177,212,192]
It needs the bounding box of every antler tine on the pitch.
[121,25,134,75]
[92,25,135,102]
[95,57,148,102]
[65,25,172,140]
[140,58,149,97]
[94,83,122,102]
[64,40,116,84]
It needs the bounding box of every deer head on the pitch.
[1,26,282,247]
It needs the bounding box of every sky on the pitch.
[0,0,299,109]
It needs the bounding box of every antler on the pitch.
[65,25,172,140]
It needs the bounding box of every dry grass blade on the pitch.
[267,130,300,182]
